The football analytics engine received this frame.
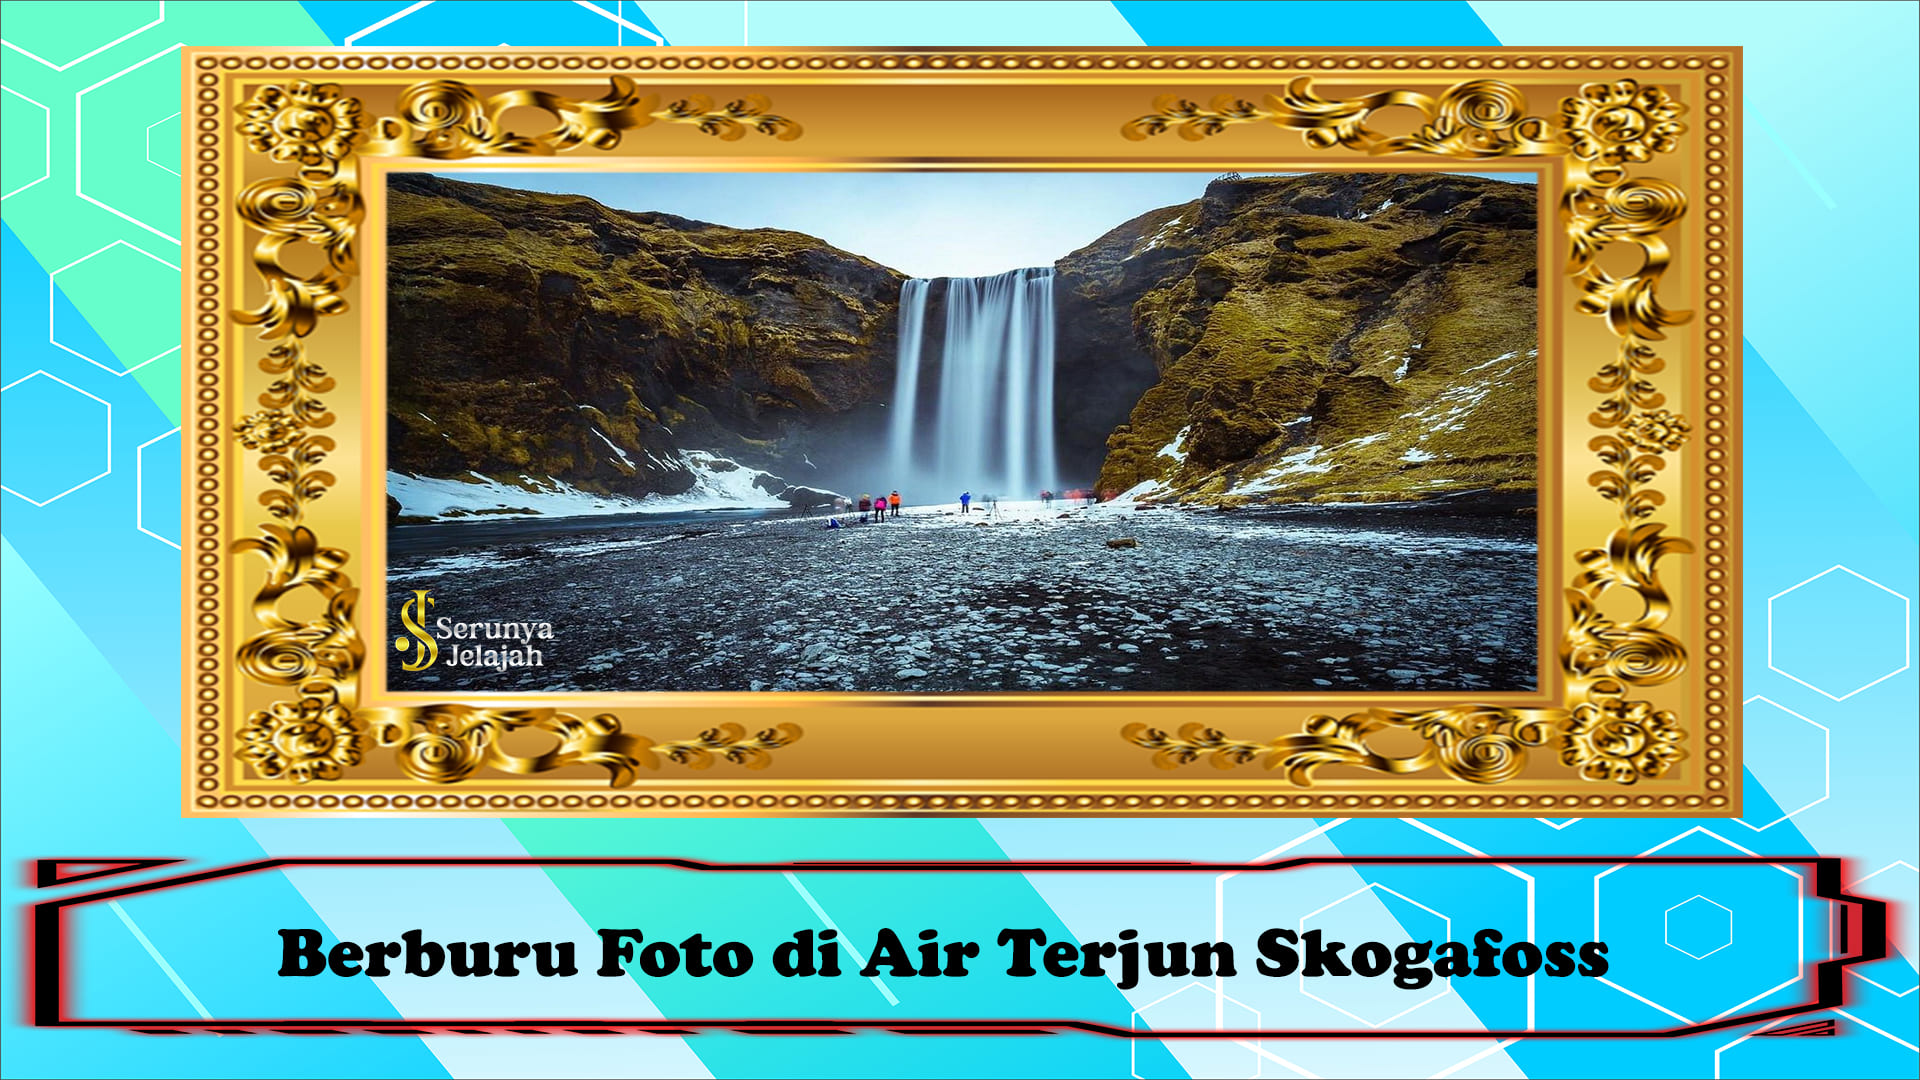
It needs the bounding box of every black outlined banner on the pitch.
[31,856,1884,1038]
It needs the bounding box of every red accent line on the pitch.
[34,859,183,889]
[30,854,1888,1040]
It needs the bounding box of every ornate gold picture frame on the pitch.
[184,46,1740,817]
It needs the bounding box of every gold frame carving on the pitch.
[184,46,1740,818]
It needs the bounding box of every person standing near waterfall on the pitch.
[873,487,887,521]
[959,491,971,514]
[889,490,902,519]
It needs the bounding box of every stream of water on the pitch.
[886,268,1059,501]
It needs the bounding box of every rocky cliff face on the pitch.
[1060,173,1537,505]
[1051,203,1191,484]
[385,173,904,509]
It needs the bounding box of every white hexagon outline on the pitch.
[572,1,664,44]
[1735,695,1830,832]
[1402,818,1539,1031]
[0,370,112,506]
[1664,895,1734,959]
[0,1,164,71]
[1127,980,1264,1080]
[1768,565,1913,700]
[340,1,663,47]
[135,426,181,549]
[0,85,51,199]
[1296,882,1454,1028]
[144,111,180,177]
[1847,861,1918,998]
[1429,1038,1524,1079]
[1214,819,1534,1074]
[1594,827,1804,1027]
[1714,1009,1919,1077]
[49,240,179,376]
[75,39,186,246]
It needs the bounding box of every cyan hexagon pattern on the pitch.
[0,371,111,505]
[1128,981,1259,1080]
[1736,697,1829,831]
[1665,896,1734,960]
[1769,567,1911,700]
[1297,883,1453,1027]
[50,242,179,375]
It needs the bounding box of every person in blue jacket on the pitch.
[959,491,971,514]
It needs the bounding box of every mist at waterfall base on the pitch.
[885,269,1064,503]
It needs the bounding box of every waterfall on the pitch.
[887,277,931,480]
[885,267,1057,501]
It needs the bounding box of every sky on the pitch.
[426,170,1535,279]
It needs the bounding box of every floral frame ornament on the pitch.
[185,47,1739,818]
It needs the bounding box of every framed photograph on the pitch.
[186,45,1739,817]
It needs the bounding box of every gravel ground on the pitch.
[385,500,1538,694]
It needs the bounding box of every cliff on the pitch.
[1057,172,1537,505]
[385,173,905,509]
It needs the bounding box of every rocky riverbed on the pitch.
[385,499,1537,694]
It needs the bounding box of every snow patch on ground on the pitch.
[1130,214,1187,258]
[1230,445,1337,495]
[387,552,512,583]
[1229,474,1285,497]
[1109,481,1169,506]
[390,451,790,522]
[648,451,789,512]
[388,472,645,520]
[1401,376,1498,434]
[1464,350,1521,374]
[1401,447,1436,464]
[591,428,634,468]
[1273,446,1337,476]
[1157,425,1193,464]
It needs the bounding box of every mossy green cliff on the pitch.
[1058,173,1537,505]
[386,173,904,505]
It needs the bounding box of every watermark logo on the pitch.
[391,589,554,673]
[396,589,438,671]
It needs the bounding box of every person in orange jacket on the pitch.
[889,490,902,519]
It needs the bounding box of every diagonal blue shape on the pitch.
[511,816,1190,1078]
[0,540,448,1079]
[1116,0,1497,45]
[1468,0,1918,537]
[1739,339,1916,853]
[298,0,665,46]
[646,0,1144,46]
[1,225,182,727]
[46,274,121,378]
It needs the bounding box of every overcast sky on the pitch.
[430,170,1535,279]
